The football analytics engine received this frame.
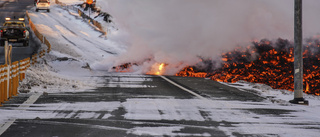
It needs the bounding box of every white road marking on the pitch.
[18,92,42,109]
[159,76,207,100]
[0,92,42,135]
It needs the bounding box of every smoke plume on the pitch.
[93,0,320,74]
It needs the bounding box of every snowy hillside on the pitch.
[20,2,127,93]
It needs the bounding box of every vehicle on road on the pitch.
[0,18,30,47]
[36,0,50,12]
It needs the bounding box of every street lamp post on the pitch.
[290,0,308,105]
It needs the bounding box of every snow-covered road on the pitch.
[1,73,320,137]
[0,1,320,137]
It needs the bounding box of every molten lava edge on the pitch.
[176,38,320,96]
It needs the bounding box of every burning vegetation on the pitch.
[177,38,320,96]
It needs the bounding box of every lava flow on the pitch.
[112,63,136,73]
[176,38,320,96]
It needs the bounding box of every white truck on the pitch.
[36,0,50,12]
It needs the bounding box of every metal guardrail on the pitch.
[56,0,107,36]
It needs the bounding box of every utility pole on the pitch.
[290,0,308,105]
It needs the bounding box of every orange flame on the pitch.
[147,63,166,75]
[306,82,310,94]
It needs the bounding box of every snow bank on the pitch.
[224,80,320,106]
[19,55,101,93]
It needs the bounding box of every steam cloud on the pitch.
[93,0,320,75]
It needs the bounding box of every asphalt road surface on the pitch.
[0,0,40,64]
[1,74,314,137]
[0,1,319,136]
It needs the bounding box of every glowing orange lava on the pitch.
[176,38,320,96]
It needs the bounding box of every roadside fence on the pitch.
[1,0,105,106]
[0,10,52,106]
[0,57,31,106]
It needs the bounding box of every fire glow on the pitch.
[147,63,166,75]
[176,38,320,96]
